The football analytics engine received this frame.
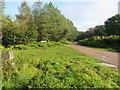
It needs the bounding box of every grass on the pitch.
[77,44,119,52]
[2,45,120,88]
[95,48,120,52]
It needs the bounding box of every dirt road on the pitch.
[67,43,120,68]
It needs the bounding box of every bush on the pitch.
[78,35,120,52]
[8,41,64,50]
[60,41,72,44]
[0,45,6,51]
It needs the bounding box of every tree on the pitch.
[2,1,79,46]
[94,25,106,36]
[2,1,38,46]
[84,27,94,38]
[0,1,5,44]
[16,1,31,25]
[67,20,79,41]
[0,0,5,19]
[77,27,95,40]
[76,31,85,40]
[2,16,15,46]
[105,14,120,35]
[15,1,38,43]
[32,0,42,23]
[35,2,72,41]
[32,0,43,41]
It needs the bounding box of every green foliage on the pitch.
[2,1,79,46]
[77,14,120,41]
[105,14,120,35]
[78,35,120,52]
[77,28,95,40]
[33,2,78,41]
[8,41,64,50]
[16,1,31,25]
[2,46,120,88]
[2,18,38,46]
[2,1,38,46]
[67,20,79,41]
[2,2,39,47]
[60,40,72,44]
[94,25,106,36]
[0,45,5,50]
[0,1,5,21]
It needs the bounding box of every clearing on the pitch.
[2,46,120,88]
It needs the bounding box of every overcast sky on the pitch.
[4,0,119,31]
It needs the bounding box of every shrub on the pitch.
[8,41,64,50]
[78,35,120,52]
[0,45,6,51]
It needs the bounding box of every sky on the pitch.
[4,0,119,31]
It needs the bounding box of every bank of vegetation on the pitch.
[78,35,120,52]
[78,14,120,52]
[1,44,120,88]
[1,1,78,47]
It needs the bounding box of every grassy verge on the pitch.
[77,44,119,52]
[2,46,120,88]
[95,48,119,52]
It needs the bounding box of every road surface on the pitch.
[67,43,120,69]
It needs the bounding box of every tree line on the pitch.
[77,14,120,40]
[1,1,120,46]
[1,1,79,46]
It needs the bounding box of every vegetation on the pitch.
[1,1,120,89]
[78,35,120,52]
[6,41,64,50]
[1,45,120,88]
[2,1,79,47]
[105,14,120,35]
[94,25,106,36]
[77,14,120,52]
[77,14,120,40]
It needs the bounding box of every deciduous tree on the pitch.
[105,14,120,35]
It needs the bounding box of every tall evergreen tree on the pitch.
[32,0,43,41]
[16,1,31,25]
[37,2,71,41]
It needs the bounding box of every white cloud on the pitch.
[75,22,100,32]
[80,2,117,20]
[57,0,119,31]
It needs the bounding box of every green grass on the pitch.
[2,46,120,88]
[95,48,119,52]
[77,44,119,52]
